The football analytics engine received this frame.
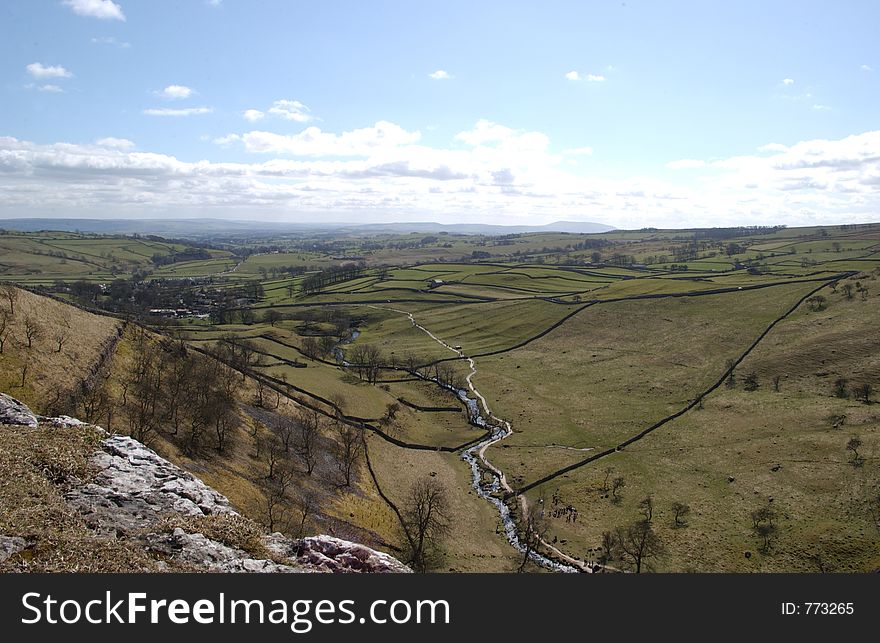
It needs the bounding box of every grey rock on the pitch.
[146,528,306,573]
[65,434,235,536]
[273,535,412,574]
[0,536,28,562]
[0,393,38,427]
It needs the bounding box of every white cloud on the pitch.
[782,78,794,85]
[91,36,130,48]
[666,159,706,169]
[266,99,311,122]
[156,85,194,100]
[225,121,421,156]
[429,70,452,80]
[26,63,73,79]
[62,0,125,21]
[566,71,605,82]
[206,0,222,6]
[243,109,265,122]
[860,64,873,71]
[37,84,64,93]
[3,127,880,228]
[562,146,594,156]
[812,104,830,111]
[95,137,135,149]
[143,106,213,117]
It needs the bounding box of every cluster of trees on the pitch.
[346,344,384,384]
[76,327,240,456]
[598,494,666,573]
[833,378,873,404]
[150,247,212,267]
[300,263,366,295]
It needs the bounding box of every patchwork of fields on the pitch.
[2,222,878,571]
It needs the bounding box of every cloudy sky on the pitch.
[1,0,879,228]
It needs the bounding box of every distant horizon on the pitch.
[2,2,880,229]
[2,214,877,234]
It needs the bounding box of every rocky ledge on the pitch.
[0,393,409,573]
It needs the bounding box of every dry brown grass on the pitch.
[0,423,162,572]
[0,287,120,413]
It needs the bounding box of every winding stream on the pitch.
[371,306,589,573]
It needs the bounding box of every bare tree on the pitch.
[301,337,321,360]
[0,309,10,354]
[262,463,295,533]
[750,504,777,553]
[332,421,364,486]
[318,335,336,358]
[671,501,691,527]
[275,415,296,453]
[293,488,318,538]
[601,467,615,493]
[516,497,550,573]
[263,309,283,327]
[611,476,626,503]
[846,436,863,467]
[0,284,18,316]
[597,530,616,567]
[264,436,285,480]
[400,476,451,572]
[23,315,44,348]
[614,519,664,573]
[852,383,873,405]
[638,494,655,522]
[294,408,321,475]
[76,378,110,425]
[833,378,849,398]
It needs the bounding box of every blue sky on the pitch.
[1,0,879,227]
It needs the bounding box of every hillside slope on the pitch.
[0,393,409,573]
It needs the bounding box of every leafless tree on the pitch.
[516,497,550,573]
[0,284,18,316]
[852,383,873,405]
[400,476,451,572]
[332,421,364,487]
[750,504,777,553]
[76,378,110,424]
[275,414,296,453]
[318,335,336,358]
[293,489,318,538]
[263,309,283,327]
[0,309,11,354]
[611,476,626,503]
[614,519,664,573]
[264,436,285,480]
[262,463,295,533]
[23,315,44,348]
[638,494,655,522]
[847,436,864,467]
[671,501,691,527]
[597,530,616,566]
[301,337,321,360]
[294,408,321,475]
[602,467,615,493]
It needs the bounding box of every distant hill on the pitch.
[0,217,614,237]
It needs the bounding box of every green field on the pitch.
[3,221,879,572]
